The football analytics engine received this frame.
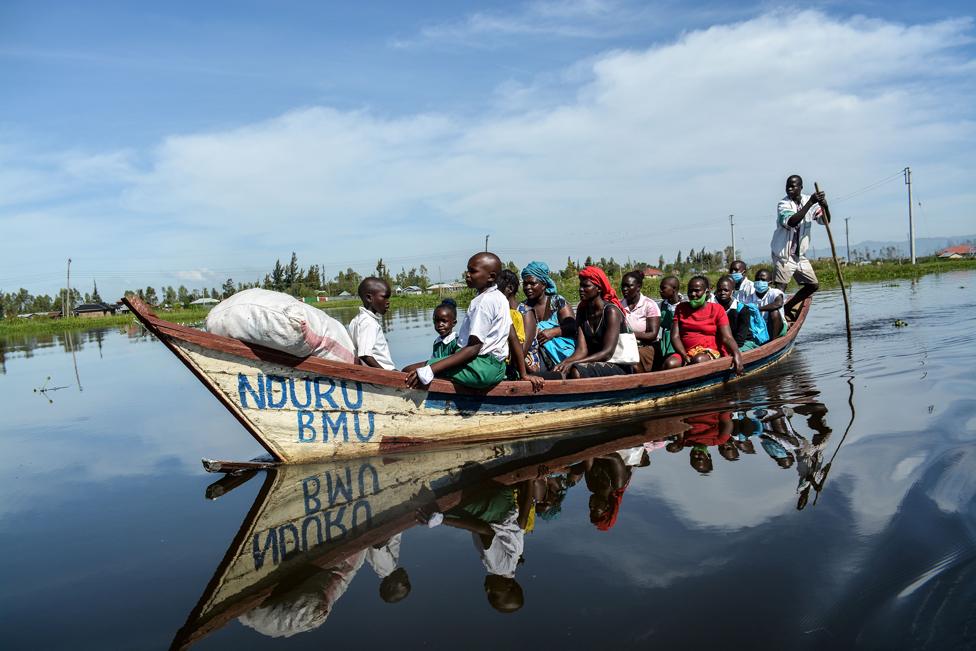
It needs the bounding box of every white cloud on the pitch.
[0,144,135,209]
[60,150,138,183]
[2,10,975,295]
[391,0,629,48]
[176,268,214,282]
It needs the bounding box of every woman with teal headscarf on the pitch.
[518,261,577,372]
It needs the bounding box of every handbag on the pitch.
[608,318,639,365]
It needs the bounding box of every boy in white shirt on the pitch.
[771,174,827,320]
[740,269,787,339]
[347,278,395,370]
[405,252,511,390]
[729,260,755,302]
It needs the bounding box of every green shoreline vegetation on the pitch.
[542,257,975,299]
[1,257,971,337]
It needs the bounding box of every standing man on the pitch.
[772,174,826,320]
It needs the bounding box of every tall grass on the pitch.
[810,257,974,287]
[0,308,210,336]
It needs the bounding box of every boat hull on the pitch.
[125,295,809,463]
[169,333,793,462]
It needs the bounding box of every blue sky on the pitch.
[2,0,974,297]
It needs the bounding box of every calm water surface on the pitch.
[1,272,974,649]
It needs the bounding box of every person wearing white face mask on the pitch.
[728,260,755,303]
[740,269,786,340]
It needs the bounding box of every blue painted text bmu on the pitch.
[252,463,380,570]
[237,373,375,443]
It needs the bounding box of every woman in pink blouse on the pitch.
[620,270,661,373]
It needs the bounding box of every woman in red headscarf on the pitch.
[546,266,634,379]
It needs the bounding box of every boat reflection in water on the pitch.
[173,399,837,648]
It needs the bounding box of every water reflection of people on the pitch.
[666,412,734,475]
[576,445,653,529]
[418,484,527,613]
[792,403,833,510]
[756,407,799,469]
[739,404,834,507]
[366,534,412,603]
[584,455,630,530]
[731,410,762,455]
[236,535,411,638]
[238,550,366,638]
[533,474,574,521]
[717,438,739,462]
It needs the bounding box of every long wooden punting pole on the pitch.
[815,182,852,341]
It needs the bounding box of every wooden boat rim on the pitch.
[122,294,810,399]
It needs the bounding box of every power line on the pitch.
[726,169,907,226]
[830,170,904,204]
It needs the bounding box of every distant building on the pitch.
[428,282,465,293]
[398,285,424,295]
[338,290,353,297]
[17,312,59,320]
[305,290,331,303]
[938,245,975,259]
[73,302,117,318]
[641,267,664,278]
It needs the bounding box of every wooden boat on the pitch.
[124,294,810,463]
[172,417,697,648]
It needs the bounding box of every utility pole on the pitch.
[485,235,489,252]
[904,167,916,264]
[64,257,72,318]
[729,214,735,262]
[845,218,850,262]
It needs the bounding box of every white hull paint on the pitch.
[173,338,794,463]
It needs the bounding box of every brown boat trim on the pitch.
[123,294,810,400]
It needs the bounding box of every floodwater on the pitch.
[1,272,974,650]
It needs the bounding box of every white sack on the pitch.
[206,288,356,363]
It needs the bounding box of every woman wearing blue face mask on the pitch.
[740,269,787,340]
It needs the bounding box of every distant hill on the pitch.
[742,234,975,264]
[846,234,976,259]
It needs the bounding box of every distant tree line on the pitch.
[848,245,904,263]
[1,247,749,318]
[0,282,103,318]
